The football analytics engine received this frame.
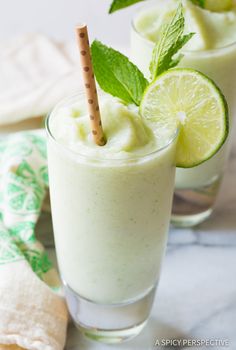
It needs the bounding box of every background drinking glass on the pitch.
[131,3,236,227]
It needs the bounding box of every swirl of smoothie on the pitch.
[50,93,175,159]
[134,0,236,51]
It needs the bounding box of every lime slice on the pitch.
[204,0,233,12]
[140,68,229,168]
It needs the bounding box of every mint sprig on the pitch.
[91,5,193,106]
[109,0,145,13]
[149,3,194,79]
[91,41,148,106]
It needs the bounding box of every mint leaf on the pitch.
[189,0,205,8]
[150,3,194,79]
[109,0,145,13]
[91,40,148,106]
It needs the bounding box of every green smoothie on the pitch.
[47,93,177,303]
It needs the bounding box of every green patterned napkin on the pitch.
[0,130,68,350]
[0,130,59,288]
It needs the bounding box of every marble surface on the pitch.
[62,142,236,349]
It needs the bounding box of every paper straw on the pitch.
[75,24,106,146]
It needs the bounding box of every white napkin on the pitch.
[0,34,81,125]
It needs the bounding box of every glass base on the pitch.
[77,319,148,344]
[64,282,156,344]
[171,176,222,228]
[171,208,213,228]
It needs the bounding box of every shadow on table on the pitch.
[194,154,236,244]
[199,147,236,232]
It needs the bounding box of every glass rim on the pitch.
[131,1,236,57]
[45,91,179,164]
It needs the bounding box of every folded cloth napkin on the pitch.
[0,34,81,125]
[0,131,68,350]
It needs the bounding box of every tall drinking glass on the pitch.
[46,92,178,343]
[131,3,236,227]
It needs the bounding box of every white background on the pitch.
[0,0,141,47]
